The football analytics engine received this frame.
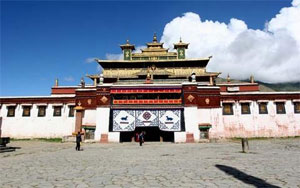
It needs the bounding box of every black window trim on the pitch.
[53,106,62,117]
[240,102,251,115]
[68,105,75,117]
[275,101,286,114]
[222,102,234,115]
[37,105,47,117]
[258,102,268,114]
[22,105,32,117]
[7,105,16,117]
[294,102,300,114]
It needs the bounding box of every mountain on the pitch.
[256,81,300,92]
[216,77,300,92]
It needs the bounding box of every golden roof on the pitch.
[174,38,189,49]
[120,39,135,50]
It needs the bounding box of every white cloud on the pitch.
[85,57,97,63]
[133,45,147,53]
[64,76,75,82]
[161,0,300,83]
[105,53,123,60]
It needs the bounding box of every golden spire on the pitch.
[179,37,182,43]
[227,74,231,83]
[153,33,157,43]
[55,78,59,86]
[126,39,129,44]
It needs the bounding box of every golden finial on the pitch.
[227,74,231,83]
[147,67,151,80]
[55,78,59,86]
[153,33,157,42]
[179,37,182,43]
[126,39,129,44]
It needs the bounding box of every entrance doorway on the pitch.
[135,127,160,142]
[119,127,174,142]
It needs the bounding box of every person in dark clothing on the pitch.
[139,132,144,146]
[75,131,82,151]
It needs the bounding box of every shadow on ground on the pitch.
[215,164,280,188]
[0,146,21,153]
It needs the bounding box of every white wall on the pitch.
[174,132,186,143]
[183,107,200,142]
[210,100,300,138]
[183,100,300,140]
[82,109,96,126]
[0,104,75,138]
[95,107,110,141]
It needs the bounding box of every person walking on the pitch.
[75,131,82,151]
[139,132,144,146]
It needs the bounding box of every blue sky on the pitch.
[1,0,292,96]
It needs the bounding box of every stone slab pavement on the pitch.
[0,138,300,188]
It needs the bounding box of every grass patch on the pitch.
[10,138,62,142]
[35,138,62,142]
[10,138,31,141]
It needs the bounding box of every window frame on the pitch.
[38,106,47,117]
[53,106,62,117]
[222,103,234,115]
[294,102,300,114]
[258,102,268,114]
[22,106,31,117]
[68,106,75,117]
[241,103,251,115]
[7,106,16,117]
[275,102,286,114]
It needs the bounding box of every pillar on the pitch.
[74,106,84,133]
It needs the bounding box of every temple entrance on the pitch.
[135,127,160,142]
[119,127,174,142]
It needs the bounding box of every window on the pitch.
[53,106,62,116]
[69,106,75,117]
[22,106,31,117]
[7,106,16,117]
[223,103,233,115]
[294,102,300,113]
[258,103,268,114]
[276,102,286,114]
[38,106,46,117]
[241,103,251,114]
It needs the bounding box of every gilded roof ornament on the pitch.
[120,39,135,50]
[55,78,59,86]
[227,74,231,83]
[153,33,157,43]
[174,38,189,49]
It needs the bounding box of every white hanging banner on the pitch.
[159,110,181,131]
[112,109,181,132]
[113,110,135,132]
[136,110,159,127]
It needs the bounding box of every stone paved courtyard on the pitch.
[1,138,300,188]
